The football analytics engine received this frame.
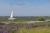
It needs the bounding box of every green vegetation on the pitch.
[36,16,45,21]
[0,16,47,22]
[18,27,50,33]
[14,19,32,22]
[0,22,50,33]
[0,16,50,33]
[10,22,50,33]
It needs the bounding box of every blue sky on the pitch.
[0,0,50,16]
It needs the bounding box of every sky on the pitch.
[0,0,50,16]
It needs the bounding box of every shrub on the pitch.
[37,17,45,21]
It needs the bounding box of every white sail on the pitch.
[8,10,16,20]
[10,10,13,18]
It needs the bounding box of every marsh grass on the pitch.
[18,27,50,33]
[0,21,50,33]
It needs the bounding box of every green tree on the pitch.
[37,17,45,21]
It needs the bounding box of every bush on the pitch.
[37,17,45,21]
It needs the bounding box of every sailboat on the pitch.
[8,10,16,20]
